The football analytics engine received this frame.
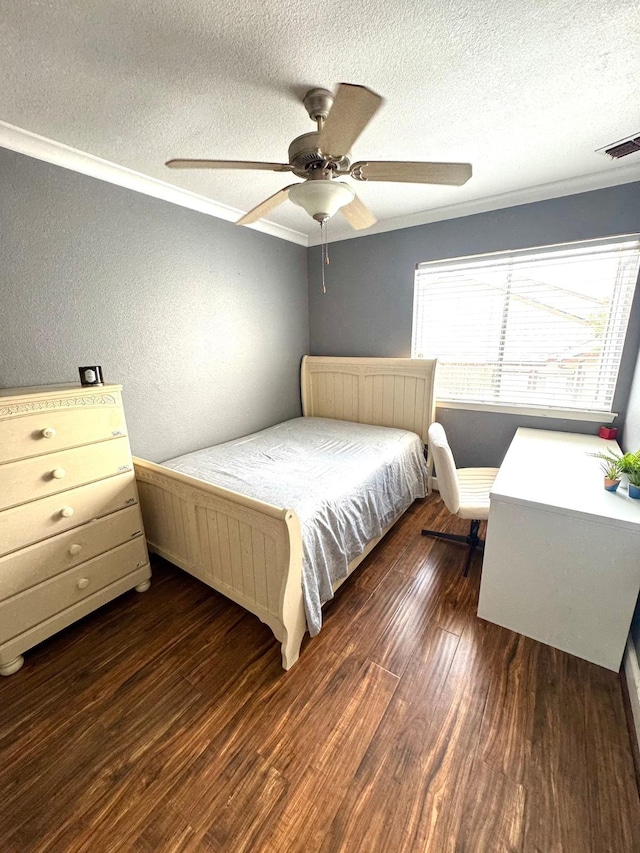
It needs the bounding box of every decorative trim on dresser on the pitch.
[0,383,151,675]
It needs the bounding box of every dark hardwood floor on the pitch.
[1,494,639,852]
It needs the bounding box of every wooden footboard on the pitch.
[133,457,306,669]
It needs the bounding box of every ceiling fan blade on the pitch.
[340,193,377,230]
[350,161,472,186]
[318,83,384,157]
[166,159,293,172]
[236,184,298,226]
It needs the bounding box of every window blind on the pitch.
[412,236,640,413]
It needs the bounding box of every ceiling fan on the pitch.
[166,83,472,231]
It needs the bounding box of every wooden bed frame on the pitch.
[133,356,437,669]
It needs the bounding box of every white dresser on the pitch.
[478,428,640,671]
[0,383,151,675]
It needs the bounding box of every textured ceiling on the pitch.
[2,0,640,244]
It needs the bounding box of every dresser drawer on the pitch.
[0,473,139,557]
[0,506,145,601]
[0,399,126,463]
[0,537,150,644]
[0,437,132,511]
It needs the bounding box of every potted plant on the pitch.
[592,451,623,492]
[619,450,640,499]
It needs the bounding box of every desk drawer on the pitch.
[0,506,145,601]
[0,402,126,463]
[0,473,139,557]
[0,437,132,511]
[0,537,150,644]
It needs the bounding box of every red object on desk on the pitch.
[599,426,618,440]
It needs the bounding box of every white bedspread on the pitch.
[162,417,428,636]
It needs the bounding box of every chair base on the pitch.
[421,519,484,577]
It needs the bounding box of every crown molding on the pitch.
[4,119,639,251]
[307,162,640,246]
[0,120,308,247]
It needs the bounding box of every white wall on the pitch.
[624,350,640,453]
[624,347,640,739]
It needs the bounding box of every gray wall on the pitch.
[0,148,308,461]
[2,145,639,473]
[309,182,640,467]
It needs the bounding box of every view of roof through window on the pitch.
[412,237,640,413]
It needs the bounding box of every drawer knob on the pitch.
[76,578,90,590]
[60,506,74,518]
[41,427,56,439]
[69,544,82,556]
[51,468,66,480]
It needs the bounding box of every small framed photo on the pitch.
[79,365,104,386]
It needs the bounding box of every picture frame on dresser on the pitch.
[0,383,151,676]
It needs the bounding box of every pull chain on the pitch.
[320,219,330,294]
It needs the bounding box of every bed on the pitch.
[133,356,437,669]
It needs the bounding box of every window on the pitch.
[411,236,640,416]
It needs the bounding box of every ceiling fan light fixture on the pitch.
[288,180,355,222]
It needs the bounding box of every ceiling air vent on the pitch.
[596,133,640,159]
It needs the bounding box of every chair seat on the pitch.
[456,468,499,519]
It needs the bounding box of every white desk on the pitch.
[478,428,640,671]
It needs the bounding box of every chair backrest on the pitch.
[428,423,460,515]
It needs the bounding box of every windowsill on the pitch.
[436,399,617,424]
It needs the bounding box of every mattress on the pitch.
[163,417,428,635]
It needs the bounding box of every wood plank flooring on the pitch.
[1,494,639,852]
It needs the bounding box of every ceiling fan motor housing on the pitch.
[288,132,350,176]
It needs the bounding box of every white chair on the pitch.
[422,423,499,576]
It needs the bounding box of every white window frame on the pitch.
[411,234,640,423]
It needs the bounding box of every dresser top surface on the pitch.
[0,383,122,401]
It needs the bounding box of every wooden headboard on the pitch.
[301,356,437,445]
